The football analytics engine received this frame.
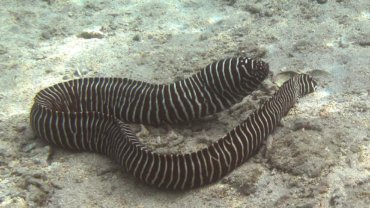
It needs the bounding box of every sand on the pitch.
[0,0,369,207]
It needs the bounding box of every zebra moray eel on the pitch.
[30,57,316,190]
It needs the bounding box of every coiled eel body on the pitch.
[30,57,316,190]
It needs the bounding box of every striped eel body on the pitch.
[30,57,316,190]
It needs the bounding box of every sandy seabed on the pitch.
[0,0,369,207]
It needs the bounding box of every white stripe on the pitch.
[165,154,174,189]
[173,82,189,121]
[151,154,161,185]
[180,155,188,189]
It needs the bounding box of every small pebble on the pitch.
[349,144,361,153]
[0,44,8,55]
[77,31,104,39]
[45,69,53,74]
[132,34,141,41]
[264,10,273,17]
[75,178,84,183]
[245,4,262,14]
[21,142,37,153]
[42,0,55,5]
[199,34,208,41]
[25,177,49,193]
[97,167,118,176]
[296,203,314,208]
[317,0,328,4]
[0,197,27,207]
[14,125,27,133]
[358,40,370,47]
[41,31,52,40]
[0,146,8,155]
[31,146,52,165]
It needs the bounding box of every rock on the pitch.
[41,30,54,40]
[31,146,52,165]
[245,4,262,14]
[97,166,119,176]
[292,119,322,131]
[199,34,208,41]
[0,44,8,55]
[221,164,264,195]
[296,203,314,208]
[317,0,327,4]
[77,31,104,39]
[0,197,28,208]
[293,40,311,53]
[132,34,141,41]
[267,130,336,178]
[25,177,49,193]
[14,124,27,133]
[357,40,370,47]
[21,142,37,153]
[330,188,345,207]
[0,147,11,157]
[41,0,55,5]
[26,183,49,207]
